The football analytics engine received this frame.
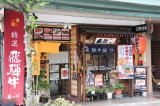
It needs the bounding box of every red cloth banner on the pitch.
[3,10,25,105]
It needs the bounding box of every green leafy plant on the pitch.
[9,98,16,103]
[95,88,101,94]
[115,83,124,90]
[107,86,114,93]
[50,97,75,106]
[102,87,106,92]
[85,89,89,95]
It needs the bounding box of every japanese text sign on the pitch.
[103,73,110,85]
[118,45,134,79]
[3,10,25,105]
[85,45,116,54]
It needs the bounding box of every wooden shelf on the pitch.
[109,72,119,74]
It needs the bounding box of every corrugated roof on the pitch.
[43,0,160,19]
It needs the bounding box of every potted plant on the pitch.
[95,88,101,94]
[34,70,46,103]
[102,86,106,93]
[107,86,114,99]
[40,81,50,103]
[9,99,16,106]
[115,83,124,95]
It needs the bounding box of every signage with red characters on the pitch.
[3,10,25,105]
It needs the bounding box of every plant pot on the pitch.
[8,102,16,106]
[35,95,40,104]
[43,97,49,103]
[115,89,122,95]
[107,92,113,99]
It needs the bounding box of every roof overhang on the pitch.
[36,13,145,26]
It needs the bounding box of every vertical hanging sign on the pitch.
[3,10,25,105]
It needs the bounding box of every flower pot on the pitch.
[43,97,49,103]
[115,89,122,95]
[35,95,40,104]
[8,102,16,106]
[107,92,113,99]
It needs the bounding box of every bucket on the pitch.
[142,92,147,96]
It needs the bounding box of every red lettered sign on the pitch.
[3,10,25,105]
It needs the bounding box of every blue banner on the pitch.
[85,45,116,54]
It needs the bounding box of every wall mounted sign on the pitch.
[135,37,146,54]
[33,27,70,41]
[103,73,110,85]
[118,45,134,79]
[3,10,25,105]
[50,73,59,80]
[94,38,117,44]
[61,68,69,79]
[95,74,103,86]
[131,24,147,33]
[85,74,90,85]
[50,65,59,72]
[85,45,116,54]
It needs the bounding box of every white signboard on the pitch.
[50,65,59,72]
[50,73,59,80]
[49,51,68,64]
[118,45,134,79]
[94,38,116,44]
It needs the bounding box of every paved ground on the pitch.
[76,91,160,106]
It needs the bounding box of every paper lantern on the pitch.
[135,37,146,54]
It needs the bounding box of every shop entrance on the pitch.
[48,44,70,97]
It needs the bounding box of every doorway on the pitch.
[48,44,70,97]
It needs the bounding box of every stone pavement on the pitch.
[76,91,160,106]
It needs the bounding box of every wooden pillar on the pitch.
[82,36,86,101]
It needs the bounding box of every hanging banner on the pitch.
[118,45,134,79]
[3,10,25,105]
[85,45,116,54]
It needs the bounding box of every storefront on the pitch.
[31,25,71,101]
[70,25,151,101]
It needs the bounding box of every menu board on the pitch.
[85,74,90,85]
[95,74,103,86]
[33,27,70,41]
[134,78,147,91]
[50,73,59,80]
[118,45,134,79]
[34,27,43,39]
[62,29,70,40]
[134,67,147,92]
[134,67,147,78]
[85,74,95,85]
[44,28,53,40]
[103,73,110,85]
[53,28,61,40]
[50,65,59,72]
